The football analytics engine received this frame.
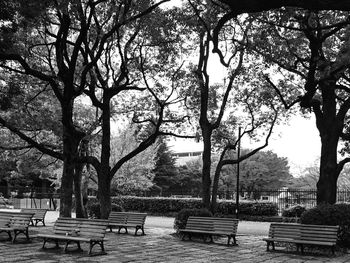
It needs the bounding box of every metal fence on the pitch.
[2,186,350,214]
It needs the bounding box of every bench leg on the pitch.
[12,229,30,243]
[135,226,145,236]
[89,240,107,256]
[0,230,12,242]
[118,226,128,234]
[35,219,45,227]
[266,241,275,251]
[42,238,60,249]
[299,244,304,254]
[64,240,82,253]
[227,235,237,246]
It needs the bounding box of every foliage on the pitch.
[300,204,350,247]
[174,208,212,232]
[86,198,124,219]
[219,150,292,194]
[282,205,306,217]
[111,124,159,195]
[152,137,178,192]
[105,196,278,217]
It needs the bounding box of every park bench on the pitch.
[108,211,147,236]
[20,208,47,226]
[263,222,339,255]
[0,211,34,243]
[37,217,109,256]
[178,216,239,246]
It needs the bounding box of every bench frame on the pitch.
[37,217,108,256]
[179,216,239,246]
[0,211,34,243]
[263,222,339,255]
[20,208,47,226]
[108,212,147,236]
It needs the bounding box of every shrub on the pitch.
[282,205,306,218]
[109,196,278,217]
[86,198,124,219]
[300,203,350,247]
[174,208,212,232]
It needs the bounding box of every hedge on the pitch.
[87,196,278,217]
[300,203,350,247]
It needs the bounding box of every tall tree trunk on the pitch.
[98,96,112,219]
[74,163,86,218]
[97,172,111,219]
[211,161,223,213]
[60,158,74,217]
[201,126,212,210]
[60,99,84,217]
[315,85,341,205]
[317,131,340,204]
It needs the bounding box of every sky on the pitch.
[162,0,322,176]
[169,114,321,177]
[263,114,321,175]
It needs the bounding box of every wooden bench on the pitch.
[263,223,339,255]
[0,211,34,243]
[37,217,109,256]
[108,212,147,236]
[20,208,47,226]
[178,216,239,246]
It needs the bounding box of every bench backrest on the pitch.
[268,223,339,244]
[125,212,147,226]
[268,223,301,240]
[108,211,127,224]
[20,208,47,219]
[54,218,108,239]
[54,218,80,235]
[76,218,109,239]
[0,211,34,228]
[185,217,238,234]
[300,224,338,244]
[108,212,147,226]
[213,217,239,233]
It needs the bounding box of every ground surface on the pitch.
[0,210,349,262]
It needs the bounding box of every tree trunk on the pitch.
[201,126,212,210]
[317,133,340,204]
[211,160,223,213]
[98,96,112,219]
[315,85,341,205]
[60,157,74,217]
[59,98,84,217]
[74,163,86,218]
[97,172,111,219]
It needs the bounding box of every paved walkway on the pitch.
[1,216,350,262]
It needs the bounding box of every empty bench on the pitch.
[37,217,109,256]
[20,208,47,226]
[178,216,239,246]
[0,211,34,243]
[263,223,339,255]
[108,212,147,236]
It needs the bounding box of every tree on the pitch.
[233,150,291,194]
[185,1,284,212]
[110,124,159,195]
[152,137,178,194]
[247,10,350,204]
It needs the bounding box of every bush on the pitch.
[300,203,350,247]
[109,196,278,217]
[174,208,212,232]
[86,199,124,219]
[282,205,306,217]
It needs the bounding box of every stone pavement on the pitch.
[1,223,350,262]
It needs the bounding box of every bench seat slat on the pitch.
[263,223,339,255]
